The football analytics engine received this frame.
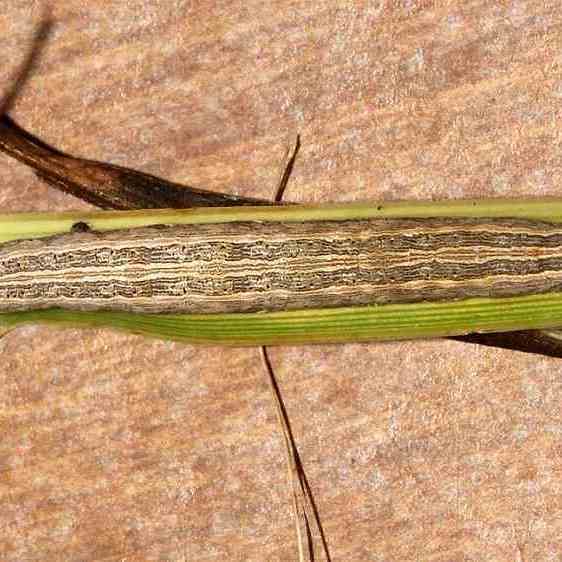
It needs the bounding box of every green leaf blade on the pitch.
[2,292,562,346]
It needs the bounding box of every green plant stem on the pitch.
[3,197,562,242]
[0,293,562,346]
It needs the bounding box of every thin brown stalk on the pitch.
[258,136,331,560]
[0,9,53,117]
[261,347,332,562]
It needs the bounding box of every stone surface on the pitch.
[1,1,562,560]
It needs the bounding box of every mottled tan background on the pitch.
[1,1,562,560]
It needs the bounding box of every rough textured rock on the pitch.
[1,1,561,560]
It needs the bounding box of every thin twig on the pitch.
[260,137,331,561]
[274,135,301,203]
[0,9,53,117]
[261,348,332,562]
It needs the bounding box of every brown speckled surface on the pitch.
[1,1,562,560]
